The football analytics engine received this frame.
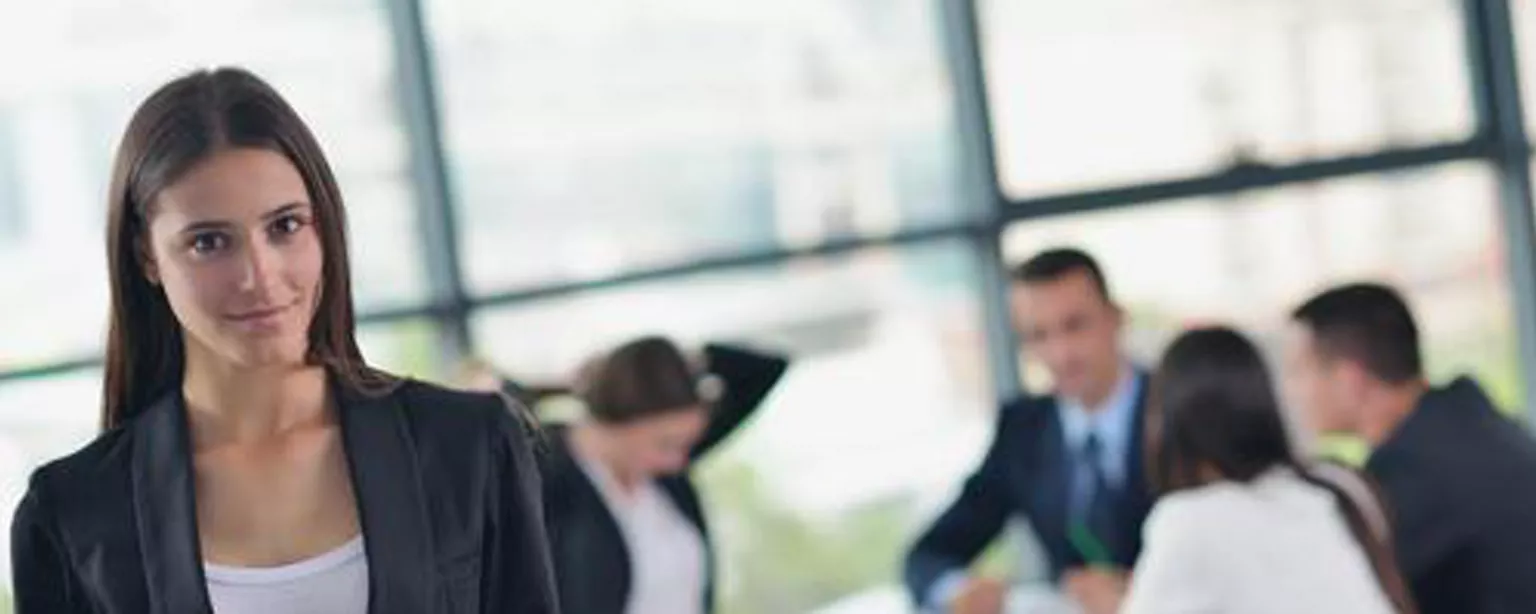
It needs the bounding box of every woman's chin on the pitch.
[223,337,310,371]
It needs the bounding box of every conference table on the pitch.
[810,583,1084,614]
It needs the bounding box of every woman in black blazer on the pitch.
[536,337,787,614]
[8,68,557,614]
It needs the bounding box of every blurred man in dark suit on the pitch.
[905,248,1154,614]
[1286,283,1536,614]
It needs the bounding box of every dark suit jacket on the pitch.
[1366,377,1536,614]
[904,378,1154,607]
[9,377,559,614]
[540,344,788,614]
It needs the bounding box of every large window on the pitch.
[423,0,968,293]
[981,0,1473,196]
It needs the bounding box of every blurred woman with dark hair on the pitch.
[1119,326,1414,614]
[539,337,788,614]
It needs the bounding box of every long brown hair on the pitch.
[1148,327,1416,613]
[102,67,392,430]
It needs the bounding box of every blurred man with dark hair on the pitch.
[905,248,1154,614]
[1286,282,1536,614]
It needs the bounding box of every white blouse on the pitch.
[204,535,369,614]
[1120,468,1395,614]
[577,456,707,614]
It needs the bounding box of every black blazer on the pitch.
[1367,377,1536,614]
[540,344,788,614]
[904,377,1154,607]
[9,378,559,614]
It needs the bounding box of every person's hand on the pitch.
[948,577,1007,614]
[1060,567,1129,614]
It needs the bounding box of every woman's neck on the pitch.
[182,352,331,447]
[570,422,642,495]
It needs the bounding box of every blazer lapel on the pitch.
[546,426,635,611]
[336,383,440,614]
[130,392,214,614]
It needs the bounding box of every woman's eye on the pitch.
[190,233,229,255]
[271,214,305,236]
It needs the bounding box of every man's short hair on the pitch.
[1010,247,1113,303]
[1291,283,1424,384]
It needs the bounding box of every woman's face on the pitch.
[609,406,710,479]
[141,147,323,370]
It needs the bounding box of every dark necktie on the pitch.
[1072,432,1121,565]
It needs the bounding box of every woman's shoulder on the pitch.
[1145,475,1285,534]
[392,377,503,410]
[1147,470,1337,535]
[19,425,135,524]
[388,378,525,432]
[43,421,131,467]
[384,378,549,461]
[1144,484,1235,535]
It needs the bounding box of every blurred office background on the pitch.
[2,0,1535,612]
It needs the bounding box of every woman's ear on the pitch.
[136,235,161,286]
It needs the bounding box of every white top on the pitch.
[204,536,369,614]
[578,456,707,614]
[1120,468,1394,614]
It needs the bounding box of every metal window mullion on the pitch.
[1003,141,1495,221]
[939,0,1023,402]
[382,0,473,368]
[1463,0,1536,421]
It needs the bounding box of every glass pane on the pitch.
[1003,163,1521,423]
[0,1,423,371]
[982,0,1475,197]
[357,318,445,382]
[470,241,993,613]
[424,0,968,294]
[0,371,104,600]
[1517,0,1536,134]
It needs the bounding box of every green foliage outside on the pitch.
[371,319,445,381]
[697,458,918,614]
[1429,325,1523,419]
